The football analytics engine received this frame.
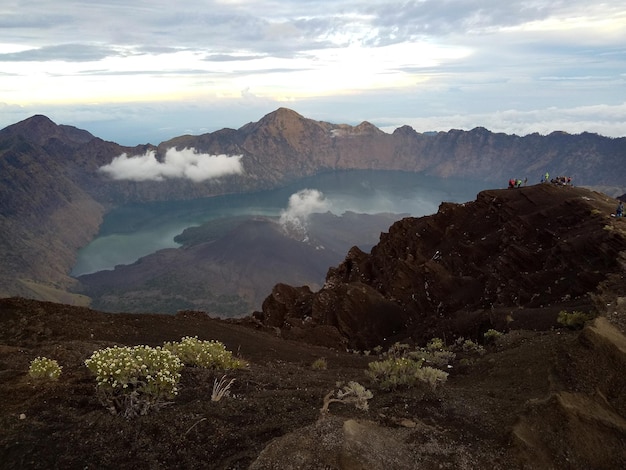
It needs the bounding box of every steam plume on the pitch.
[279,189,329,240]
[99,147,243,182]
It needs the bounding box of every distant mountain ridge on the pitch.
[1,108,626,305]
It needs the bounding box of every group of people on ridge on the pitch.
[548,175,572,185]
[508,178,526,188]
[508,172,573,189]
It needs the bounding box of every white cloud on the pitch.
[0,1,625,141]
[99,147,244,182]
[378,102,626,138]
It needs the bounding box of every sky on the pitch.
[1,0,625,145]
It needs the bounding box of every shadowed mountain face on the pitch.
[1,108,626,304]
[75,212,403,315]
[256,184,626,350]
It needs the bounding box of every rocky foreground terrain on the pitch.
[1,183,626,469]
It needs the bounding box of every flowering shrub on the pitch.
[163,336,247,370]
[366,356,447,391]
[84,345,182,418]
[28,357,62,381]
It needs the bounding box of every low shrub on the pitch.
[557,310,595,329]
[457,338,485,355]
[421,349,456,368]
[84,345,182,418]
[311,357,327,370]
[366,357,448,391]
[163,336,247,370]
[426,337,445,351]
[385,342,411,359]
[483,329,503,344]
[28,357,62,381]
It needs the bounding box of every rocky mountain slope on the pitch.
[75,212,402,316]
[256,183,626,349]
[1,109,626,304]
[1,182,625,469]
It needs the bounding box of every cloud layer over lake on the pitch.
[99,148,243,182]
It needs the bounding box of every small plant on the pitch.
[557,310,595,329]
[85,345,182,418]
[311,357,328,370]
[28,357,62,381]
[386,342,411,359]
[457,338,485,355]
[321,381,373,413]
[483,329,503,344]
[366,356,447,391]
[416,366,449,389]
[422,349,456,368]
[426,337,445,351]
[211,375,235,402]
[163,336,247,370]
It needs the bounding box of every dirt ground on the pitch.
[1,297,625,469]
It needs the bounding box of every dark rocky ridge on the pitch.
[256,184,626,349]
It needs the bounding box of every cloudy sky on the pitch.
[1,0,625,145]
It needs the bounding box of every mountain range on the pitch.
[1,108,626,308]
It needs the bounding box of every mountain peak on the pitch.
[1,114,57,134]
[354,121,384,135]
[0,114,94,146]
[258,107,306,126]
[239,107,325,143]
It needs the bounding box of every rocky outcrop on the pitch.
[257,184,626,349]
[512,316,626,469]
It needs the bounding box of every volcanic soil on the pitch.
[1,296,625,469]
